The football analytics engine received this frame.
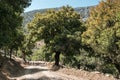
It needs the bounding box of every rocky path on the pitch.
[9,65,86,80]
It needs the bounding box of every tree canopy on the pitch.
[0,0,31,58]
[82,0,120,74]
[27,6,85,66]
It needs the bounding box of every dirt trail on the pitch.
[9,65,87,80]
[0,57,117,80]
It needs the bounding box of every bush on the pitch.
[31,47,46,61]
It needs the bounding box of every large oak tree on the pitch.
[27,6,85,66]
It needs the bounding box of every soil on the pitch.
[58,68,117,80]
[0,57,119,80]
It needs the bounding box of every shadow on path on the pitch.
[24,67,48,75]
[11,66,49,78]
[21,75,63,80]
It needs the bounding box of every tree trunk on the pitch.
[22,51,26,63]
[114,63,120,78]
[9,48,13,59]
[77,63,80,69]
[14,49,17,56]
[54,51,60,66]
[4,49,7,57]
[115,64,120,73]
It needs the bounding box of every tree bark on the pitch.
[54,51,60,66]
[114,63,120,74]
[4,49,7,57]
[9,48,13,59]
[22,51,26,63]
[114,63,120,78]
[15,50,18,56]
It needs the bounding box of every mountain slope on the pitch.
[22,6,95,26]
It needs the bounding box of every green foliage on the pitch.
[0,0,31,58]
[101,64,118,76]
[27,6,85,65]
[82,0,120,76]
[30,45,58,62]
[31,47,45,61]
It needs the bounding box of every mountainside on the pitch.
[22,6,95,26]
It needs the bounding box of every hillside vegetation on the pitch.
[22,6,93,26]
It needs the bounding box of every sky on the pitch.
[24,0,100,12]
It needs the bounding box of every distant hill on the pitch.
[22,6,95,26]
